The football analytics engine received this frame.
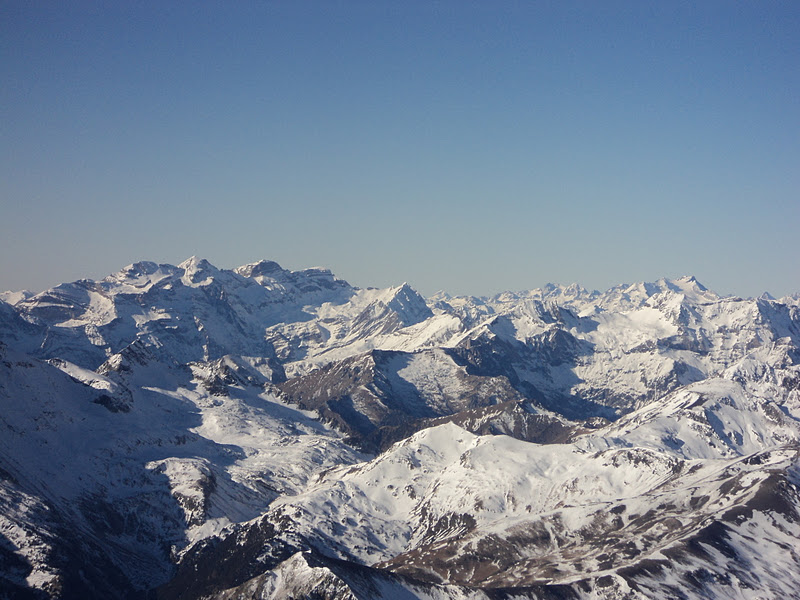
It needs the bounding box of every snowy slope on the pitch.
[12,257,352,370]
[1,259,799,599]
[436,278,800,416]
[0,341,362,595]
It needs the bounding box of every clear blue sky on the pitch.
[2,1,798,297]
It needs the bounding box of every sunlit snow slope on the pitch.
[1,258,799,600]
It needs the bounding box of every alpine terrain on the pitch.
[1,257,799,599]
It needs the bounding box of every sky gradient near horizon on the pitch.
[2,2,798,298]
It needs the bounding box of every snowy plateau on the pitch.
[1,257,800,600]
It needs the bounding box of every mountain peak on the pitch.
[178,256,219,286]
[2,257,800,598]
[383,282,433,326]
[562,282,590,296]
[121,261,161,276]
[0,290,33,305]
[235,259,285,279]
[675,275,707,291]
[178,256,214,270]
[393,281,414,294]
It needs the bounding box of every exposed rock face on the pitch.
[278,348,527,449]
[1,259,799,599]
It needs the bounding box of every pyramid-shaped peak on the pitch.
[387,282,425,302]
[178,256,219,285]
[384,282,433,326]
[178,256,216,271]
[563,283,586,293]
[676,275,708,291]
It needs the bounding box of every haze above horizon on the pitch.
[2,2,798,298]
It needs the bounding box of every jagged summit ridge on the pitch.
[1,259,800,600]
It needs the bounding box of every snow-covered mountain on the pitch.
[1,258,799,599]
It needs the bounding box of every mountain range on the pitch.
[1,257,799,599]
